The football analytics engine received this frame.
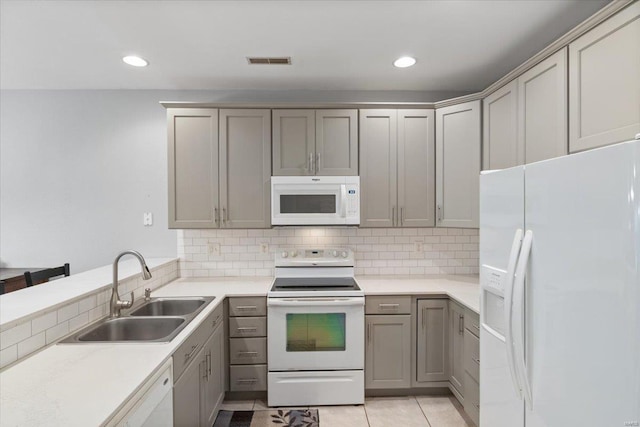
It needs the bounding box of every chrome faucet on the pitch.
[110,250,152,318]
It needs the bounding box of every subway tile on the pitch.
[32,311,58,334]
[17,332,46,359]
[0,345,18,368]
[1,323,32,350]
[45,322,70,345]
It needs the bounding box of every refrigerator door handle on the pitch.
[504,228,524,399]
[513,229,534,410]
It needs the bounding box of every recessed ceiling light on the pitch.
[122,55,148,67]
[393,56,416,68]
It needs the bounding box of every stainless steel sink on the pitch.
[61,296,215,343]
[69,317,186,342]
[129,297,209,317]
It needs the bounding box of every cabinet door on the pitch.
[449,301,465,396]
[482,80,520,169]
[397,110,436,227]
[518,48,568,164]
[416,299,449,383]
[174,351,204,427]
[365,315,411,389]
[219,109,271,228]
[315,109,358,176]
[435,101,481,228]
[359,110,397,227]
[272,109,315,176]
[569,2,640,152]
[167,108,219,229]
[201,324,225,427]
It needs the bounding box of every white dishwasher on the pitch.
[111,360,173,427]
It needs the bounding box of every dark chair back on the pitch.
[24,263,70,287]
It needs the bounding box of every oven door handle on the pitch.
[268,298,364,307]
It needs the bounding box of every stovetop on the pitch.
[271,277,360,292]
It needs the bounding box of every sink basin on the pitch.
[129,298,209,317]
[61,296,215,343]
[69,317,186,342]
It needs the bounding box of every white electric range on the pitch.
[267,248,365,407]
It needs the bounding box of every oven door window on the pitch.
[280,194,337,214]
[286,313,346,352]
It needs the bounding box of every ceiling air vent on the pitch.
[247,57,292,65]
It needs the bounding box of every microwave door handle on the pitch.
[341,185,347,218]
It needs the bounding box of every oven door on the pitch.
[267,297,364,371]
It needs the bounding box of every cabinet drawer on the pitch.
[229,337,267,365]
[229,365,267,391]
[464,372,480,426]
[173,303,223,381]
[365,295,411,314]
[464,308,480,338]
[229,297,267,317]
[229,317,267,338]
[464,328,480,382]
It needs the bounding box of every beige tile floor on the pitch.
[220,395,473,426]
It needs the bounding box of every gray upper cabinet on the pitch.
[569,2,640,152]
[483,81,519,170]
[219,109,271,228]
[168,108,271,229]
[416,299,449,383]
[359,110,397,228]
[272,109,358,176]
[517,48,568,164]
[168,108,219,229]
[360,109,435,228]
[398,110,436,227]
[435,101,481,228]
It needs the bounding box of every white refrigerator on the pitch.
[479,138,640,427]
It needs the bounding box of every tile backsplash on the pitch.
[178,227,479,277]
[0,261,178,370]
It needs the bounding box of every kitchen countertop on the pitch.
[0,275,477,426]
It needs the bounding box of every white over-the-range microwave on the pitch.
[271,176,360,225]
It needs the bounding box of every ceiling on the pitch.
[0,0,610,94]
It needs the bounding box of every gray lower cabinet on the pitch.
[167,108,271,229]
[173,306,225,427]
[365,314,411,389]
[360,109,436,228]
[228,297,267,392]
[272,109,358,176]
[463,308,480,426]
[416,299,449,383]
[448,301,465,397]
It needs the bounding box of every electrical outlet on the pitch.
[414,241,424,252]
[260,242,269,253]
[208,243,220,255]
[143,212,153,226]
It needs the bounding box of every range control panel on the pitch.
[275,248,354,267]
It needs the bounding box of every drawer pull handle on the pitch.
[236,378,258,383]
[236,306,257,311]
[378,303,399,309]
[184,344,199,363]
[238,351,258,357]
[472,323,480,330]
[474,404,480,410]
[237,327,258,332]
[472,357,480,365]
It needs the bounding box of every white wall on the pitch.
[1,89,467,273]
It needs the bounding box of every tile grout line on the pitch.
[414,395,433,427]
[363,400,372,427]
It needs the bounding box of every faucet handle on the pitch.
[128,291,135,307]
